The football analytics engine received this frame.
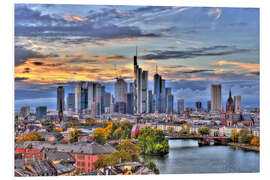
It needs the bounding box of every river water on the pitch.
[141,139,259,174]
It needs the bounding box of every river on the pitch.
[141,139,259,174]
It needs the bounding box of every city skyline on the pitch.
[14,4,259,109]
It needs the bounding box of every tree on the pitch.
[250,136,260,147]
[179,123,191,135]
[230,129,240,143]
[198,127,210,136]
[239,126,249,137]
[137,127,169,155]
[117,141,141,162]
[94,140,142,170]
[69,128,82,143]
[241,134,254,144]
[146,161,160,174]
[93,128,106,144]
[16,132,45,142]
[167,126,174,133]
[85,117,96,125]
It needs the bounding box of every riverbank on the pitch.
[228,143,259,152]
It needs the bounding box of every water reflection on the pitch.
[141,139,259,174]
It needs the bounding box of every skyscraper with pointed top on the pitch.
[133,46,148,114]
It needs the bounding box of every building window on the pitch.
[77,154,85,160]
[77,162,81,166]
[81,162,85,167]
[88,163,90,167]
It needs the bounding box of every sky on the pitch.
[14,4,260,110]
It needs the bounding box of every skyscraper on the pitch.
[148,90,153,113]
[57,86,65,122]
[36,106,47,120]
[177,98,185,114]
[104,92,112,108]
[75,82,88,114]
[115,78,127,103]
[195,101,202,112]
[127,93,134,114]
[160,79,166,113]
[20,106,30,118]
[67,93,75,112]
[153,71,161,112]
[211,84,222,113]
[133,47,147,114]
[207,100,211,112]
[57,86,65,111]
[142,70,148,113]
[167,94,174,114]
[234,96,242,113]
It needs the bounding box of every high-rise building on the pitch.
[36,106,47,120]
[160,79,166,113]
[148,90,153,113]
[211,84,222,113]
[75,82,88,114]
[167,94,174,114]
[142,70,148,113]
[57,86,65,122]
[129,82,135,94]
[153,72,161,112]
[104,92,112,108]
[207,100,211,112]
[195,101,202,112]
[20,106,30,118]
[57,86,65,111]
[127,93,134,114]
[87,82,104,117]
[177,98,185,114]
[133,47,147,114]
[234,96,242,113]
[67,93,75,112]
[115,78,127,103]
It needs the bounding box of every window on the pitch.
[77,162,81,166]
[77,154,85,160]
[88,163,90,167]
[81,162,85,167]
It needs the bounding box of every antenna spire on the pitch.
[136,46,138,57]
[156,64,158,74]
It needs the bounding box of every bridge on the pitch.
[168,135,229,146]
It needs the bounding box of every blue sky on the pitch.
[14,4,259,110]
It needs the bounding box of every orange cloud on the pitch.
[14,55,133,84]
[216,60,259,72]
[64,15,88,22]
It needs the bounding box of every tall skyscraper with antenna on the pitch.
[133,46,148,114]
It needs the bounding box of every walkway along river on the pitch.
[141,139,259,174]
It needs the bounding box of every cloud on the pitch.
[183,69,214,73]
[208,8,222,20]
[15,5,162,40]
[216,60,259,72]
[142,45,250,60]
[64,15,89,22]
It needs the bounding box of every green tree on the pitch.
[137,127,169,155]
[241,134,254,144]
[230,129,240,143]
[117,140,141,162]
[69,128,82,143]
[93,128,106,144]
[146,161,160,174]
[198,127,210,136]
